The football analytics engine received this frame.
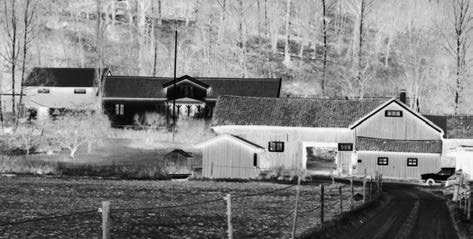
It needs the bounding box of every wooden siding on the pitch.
[202,138,259,178]
[213,126,354,170]
[354,103,441,140]
[355,151,441,179]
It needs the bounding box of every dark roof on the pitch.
[356,136,442,153]
[103,76,281,98]
[212,96,385,127]
[162,75,210,88]
[424,115,473,139]
[24,67,107,87]
[164,149,193,157]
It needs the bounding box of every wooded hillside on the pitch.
[1,0,473,114]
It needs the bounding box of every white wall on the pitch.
[213,125,354,171]
[24,86,98,110]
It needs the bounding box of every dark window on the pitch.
[253,153,258,167]
[385,110,403,117]
[338,143,353,151]
[407,158,418,167]
[37,88,50,94]
[74,89,86,94]
[268,141,284,152]
[377,157,388,166]
[357,159,362,163]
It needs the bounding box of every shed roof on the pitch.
[195,134,265,151]
[212,95,385,128]
[356,136,442,154]
[24,67,108,87]
[165,149,193,158]
[103,76,281,99]
[423,115,473,139]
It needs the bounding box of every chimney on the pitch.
[399,89,407,104]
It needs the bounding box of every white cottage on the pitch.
[197,95,444,179]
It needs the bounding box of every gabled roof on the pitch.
[356,136,442,153]
[24,67,109,87]
[424,115,473,139]
[103,76,281,99]
[165,149,193,157]
[349,99,443,134]
[212,95,385,128]
[195,134,265,151]
[162,75,210,89]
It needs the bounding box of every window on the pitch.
[357,159,362,163]
[253,153,258,167]
[338,143,353,151]
[407,158,418,167]
[385,110,403,117]
[268,141,284,152]
[74,89,86,94]
[377,157,388,166]
[37,88,50,94]
[115,104,124,115]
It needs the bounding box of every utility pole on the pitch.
[172,30,178,142]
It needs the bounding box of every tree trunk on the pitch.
[9,0,18,122]
[357,0,366,83]
[321,0,328,95]
[238,0,247,77]
[19,0,32,122]
[152,0,162,76]
[95,0,104,110]
[283,0,292,66]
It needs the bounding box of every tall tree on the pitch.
[18,0,35,121]
[448,0,473,114]
[2,0,20,120]
[321,0,328,94]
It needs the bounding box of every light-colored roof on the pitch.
[195,134,265,152]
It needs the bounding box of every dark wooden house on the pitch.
[102,75,282,127]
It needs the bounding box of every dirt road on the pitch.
[332,184,458,239]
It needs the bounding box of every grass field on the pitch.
[0,176,364,238]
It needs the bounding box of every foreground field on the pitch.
[0,177,363,238]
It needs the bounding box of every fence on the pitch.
[0,175,383,238]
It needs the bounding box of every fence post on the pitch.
[339,186,343,215]
[369,177,373,201]
[101,201,110,239]
[468,194,471,220]
[320,184,325,225]
[291,176,301,239]
[350,176,354,210]
[224,194,233,239]
[362,177,367,203]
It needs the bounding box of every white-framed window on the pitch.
[115,104,124,115]
[385,110,403,117]
[74,89,86,94]
[268,141,284,152]
[377,157,388,166]
[37,88,50,94]
[407,158,418,167]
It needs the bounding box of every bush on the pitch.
[56,162,170,180]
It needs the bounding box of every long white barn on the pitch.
[197,95,444,179]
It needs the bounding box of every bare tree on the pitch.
[152,0,162,76]
[18,0,35,122]
[445,0,473,114]
[321,0,328,94]
[1,0,20,121]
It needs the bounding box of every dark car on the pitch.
[421,167,456,185]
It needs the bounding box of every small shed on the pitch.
[195,134,265,179]
[446,146,473,179]
[163,149,199,176]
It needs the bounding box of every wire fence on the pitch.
[0,175,383,238]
